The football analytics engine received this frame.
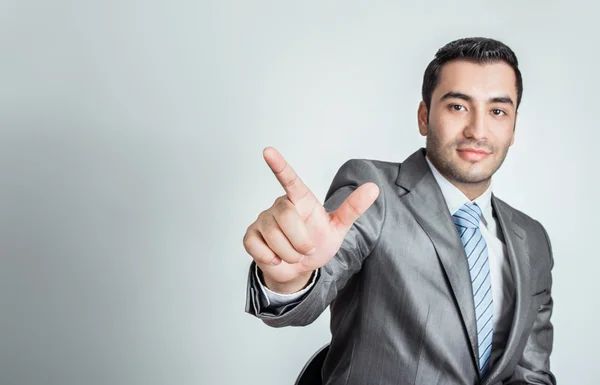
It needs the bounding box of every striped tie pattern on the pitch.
[452,202,494,376]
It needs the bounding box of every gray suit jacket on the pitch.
[246,148,556,385]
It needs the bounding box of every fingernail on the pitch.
[271,257,281,265]
[305,247,316,256]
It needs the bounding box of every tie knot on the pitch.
[452,203,482,229]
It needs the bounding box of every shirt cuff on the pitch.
[254,264,319,308]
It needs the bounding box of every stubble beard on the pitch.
[425,125,510,185]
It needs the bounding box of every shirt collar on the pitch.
[424,155,493,224]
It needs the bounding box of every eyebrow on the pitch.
[440,91,514,106]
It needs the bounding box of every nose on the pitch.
[463,108,487,141]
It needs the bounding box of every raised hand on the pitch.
[243,147,379,294]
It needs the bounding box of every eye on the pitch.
[451,104,466,111]
[491,109,505,116]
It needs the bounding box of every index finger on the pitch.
[263,147,312,204]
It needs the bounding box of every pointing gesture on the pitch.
[243,147,380,294]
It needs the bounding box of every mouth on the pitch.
[456,148,491,161]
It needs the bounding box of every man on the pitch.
[243,37,556,385]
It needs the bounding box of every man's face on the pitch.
[418,60,518,185]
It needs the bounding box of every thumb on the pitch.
[331,182,380,234]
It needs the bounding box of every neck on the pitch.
[424,153,492,201]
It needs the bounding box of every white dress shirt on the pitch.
[255,156,516,368]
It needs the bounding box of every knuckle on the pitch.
[261,216,276,233]
[272,195,284,205]
[277,206,296,223]
[262,227,277,244]
[242,232,254,251]
[257,212,273,230]
[348,201,361,216]
[275,197,291,211]
[259,208,266,217]
[282,173,296,188]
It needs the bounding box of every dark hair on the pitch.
[421,37,523,111]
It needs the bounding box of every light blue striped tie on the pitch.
[452,202,494,376]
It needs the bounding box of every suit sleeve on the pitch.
[244,159,387,327]
[504,223,557,385]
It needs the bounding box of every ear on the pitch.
[418,101,428,136]
[510,111,518,146]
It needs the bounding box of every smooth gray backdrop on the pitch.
[0,1,597,384]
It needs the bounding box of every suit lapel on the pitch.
[396,149,534,382]
[396,149,480,373]
[482,197,532,385]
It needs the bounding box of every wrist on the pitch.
[263,270,315,294]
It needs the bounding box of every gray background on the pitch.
[0,0,596,384]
